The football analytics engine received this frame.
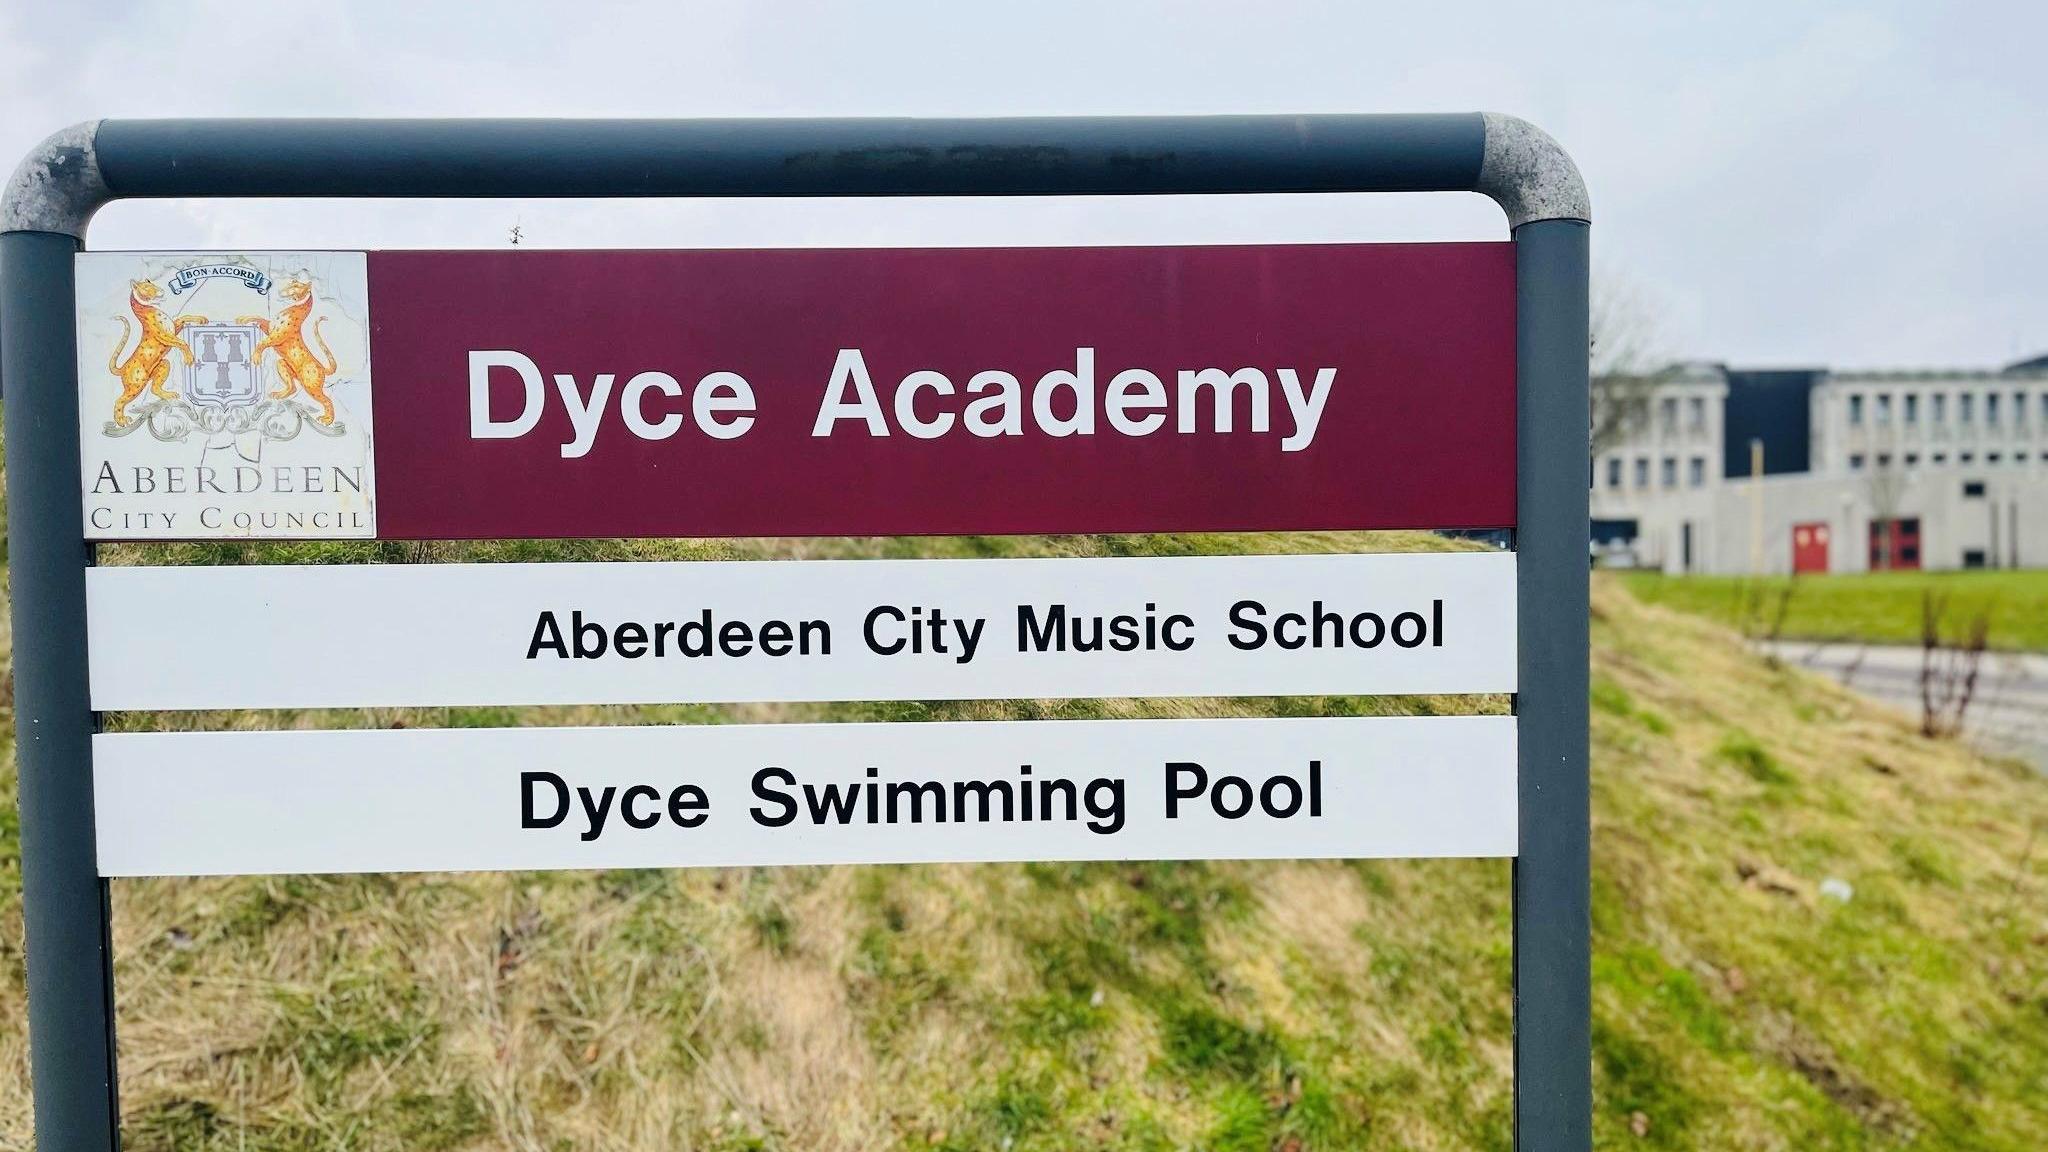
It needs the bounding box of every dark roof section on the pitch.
[1722,369,1822,477]
[2005,352,2048,375]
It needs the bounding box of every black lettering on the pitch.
[573,611,609,658]
[678,610,714,657]
[1261,775,1303,818]
[1273,612,1307,650]
[866,605,907,655]
[1110,614,1141,652]
[1350,612,1386,647]
[886,779,947,824]
[620,784,661,829]
[750,767,797,826]
[1083,778,1126,835]
[1017,604,1066,652]
[1212,776,1254,818]
[953,778,1014,823]
[576,785,616,841]
[1166,761,1207,818]
[1393,611,1427,648]
[614,622,648,659]
[669,783,710,828]
[806,778,863,825]
[1227,600,1267,649]
[521,771,569,828]
[799,619,831,655]
[526,612,568,659]
[718,619,754,657]
[1312,601,1345,647]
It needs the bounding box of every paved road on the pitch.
[1761,640,2048,773]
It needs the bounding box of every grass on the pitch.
[1620,568,2048,651]
[0,531,2044,1149]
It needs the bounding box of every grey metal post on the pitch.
[5,113,1587,1152]
[3,228,119,1151]
[1509,218,1592,1150]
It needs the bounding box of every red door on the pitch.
[1867,517,1922,571]
[1792,522,1830,574]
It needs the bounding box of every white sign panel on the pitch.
[92,716,1516,876]
[88,551,1516,710]
[76,251,376,540]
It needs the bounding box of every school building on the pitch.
[1590,355,2048,574]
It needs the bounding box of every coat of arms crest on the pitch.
[103,267,348,443]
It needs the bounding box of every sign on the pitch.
[76,252,377,539]
[9,115,1590,1150]
[76,242,1515,540]
[87,551,1516,710]
[92,716,1516,876]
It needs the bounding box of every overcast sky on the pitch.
[4,1,2041,369]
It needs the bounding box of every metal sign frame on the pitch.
[2,114,1589,1151]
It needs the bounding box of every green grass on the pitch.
[1620,568,2048,651]
[2,538,2046,1149]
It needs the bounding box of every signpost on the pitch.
[3,115,1588,1150]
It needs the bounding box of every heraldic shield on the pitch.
[182,322,265,411]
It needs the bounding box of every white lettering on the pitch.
[553,372,618,459]
[896,370,956,439]
[1033,347,1095,438]
[814,348,891,437]
[1278,367,1336,453]
[1177,367,1268,435]
[1105,368,1167,436]
[469,350,545,440]
[622,371,685,441]
[964,371,1023,437]
[693,372,756,440]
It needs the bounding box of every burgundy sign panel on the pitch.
[367,242,1514,539]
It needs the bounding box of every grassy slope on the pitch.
[0,536,2042,1151]
[1620,569,2048,652]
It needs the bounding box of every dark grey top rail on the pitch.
[6,113,1586,238]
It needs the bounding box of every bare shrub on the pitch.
[1919,590,1992,738]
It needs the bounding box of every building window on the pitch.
[1849,453,1866,471]
[1905,452,1920,467]
[1848,393,1865,425]
[1688,457,1705,487]
[1607,457,1622,488]
[1960,451,1976,464]
[1963,480,1985,498]
[1876,453,1892,468]
[1660,457,1677,488]
[2018,452,2031,465]
[1876,394,1893,425]
[1988,393,2001,425]
[1961,393,1975,423]
[1987,451,2002,464]
[1932,451,1947,464]
[1933,393,1948,424]
[1963,548,1987,569]
[1659,397,1678,436]
[1687,396,1706,432]
[1905,393,1920,424]
[1634,457,1649,489]
[2019,392,2031,427]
